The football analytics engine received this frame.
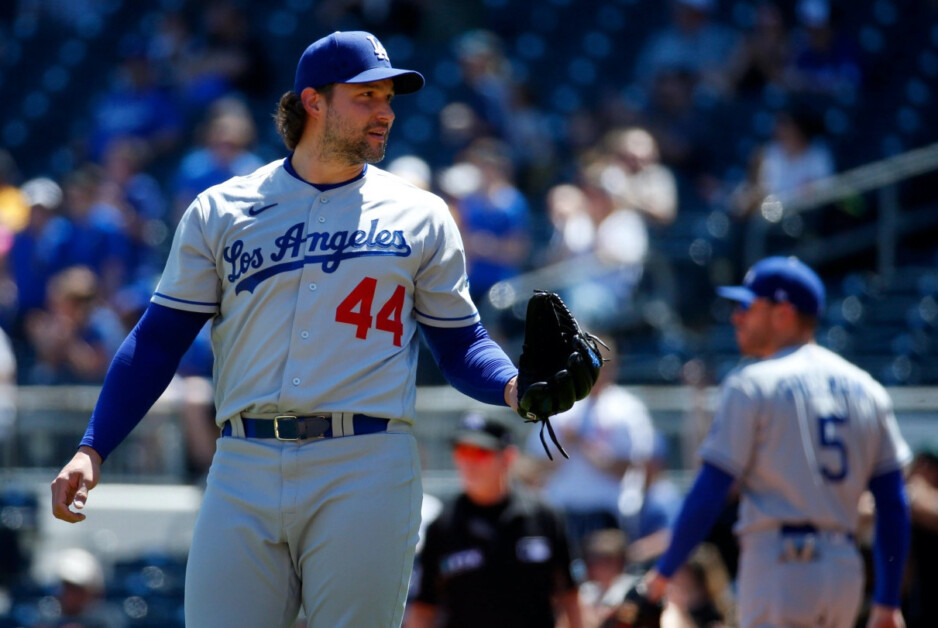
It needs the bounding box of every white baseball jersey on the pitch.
[152,159,479,424]
[700,343,911,536]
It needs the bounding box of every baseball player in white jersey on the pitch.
[50,31,543,627]
[638,256,912,628]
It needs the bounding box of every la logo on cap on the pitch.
[365,35,389,61]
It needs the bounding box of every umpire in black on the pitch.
[405,413,583,627]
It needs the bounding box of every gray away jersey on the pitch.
[152,160,479,424]
[700,343,911,536]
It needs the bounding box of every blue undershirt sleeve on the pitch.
[418,322,518,407]
[655,462,736,578]
[868,469,911,607]
[79,303,212,461]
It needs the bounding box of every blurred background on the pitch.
[0,0,937,626]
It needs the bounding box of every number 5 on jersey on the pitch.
[336,277,405,346]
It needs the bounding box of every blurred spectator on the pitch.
[904,449,938,626]
[87,36,183,163]
[658,545,732,628]
[173,1,272,110]
[578,529,638,628]
[56,166,133,301]
[23,266,123,384]
[37,547,126,628]
[730,107,834,218]
[450,138,531,303]
[406,414,582,627]
[554,158,651,331]
[637,68,715,182]
[727,1,792,98]
[523,337,655,559]
[633,0,741,101]
[0,149,28,236]
[172,97,264,221]
[99,138,170,287]
[453,30,515,144]
[620,433,683,567]
[387,155,433,191]
[0,324,15,444]
[603,127,679,228]
[9,177,69,321]
[313,0,425,37]
[784,0,862,99]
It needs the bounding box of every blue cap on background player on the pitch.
[717,256,826,316]
[452,413,514,451]
[294,31,425,95]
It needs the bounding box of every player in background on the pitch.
[640,256,911,628]
[50,31,537,628]
[406,414,582,628]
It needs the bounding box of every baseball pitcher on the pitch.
[50,31,599,628]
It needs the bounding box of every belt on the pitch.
[780,523,854,542]
[222,413,389,441]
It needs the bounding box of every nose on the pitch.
[376,100,395,124]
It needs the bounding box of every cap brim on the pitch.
[716,286,757,305]
[345,68,425,94]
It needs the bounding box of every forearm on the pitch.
[80,304,211,460]
[868,469,911,607]
[655,462,735,578]
[420,322,518,406]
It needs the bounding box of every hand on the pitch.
[504,375,519,412]
[50,446,102,523]
[866,605,905,628]
[642,569,669,603]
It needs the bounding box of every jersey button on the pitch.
[309,283,317,291]
[318,216,326,223]
[319,197,328,204]
[300,331,309,339]
[292,378,300,386]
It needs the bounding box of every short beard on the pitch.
[320,107,388,165]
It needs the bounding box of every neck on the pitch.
[465,482,509,506]
[291,142,365,185]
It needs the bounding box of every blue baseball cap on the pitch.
[717,256,826,316]
[294,31,425,95]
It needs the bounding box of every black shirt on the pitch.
[412,489,576,628]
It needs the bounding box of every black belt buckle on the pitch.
[273,415,329,441]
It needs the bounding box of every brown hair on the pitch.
[273,85,335,150]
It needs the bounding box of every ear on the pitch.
[300,87,325,117]
[772,301,798,331]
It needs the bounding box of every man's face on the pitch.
[320,79,396,165]
[452,443,512,500]
[730,298,778,358]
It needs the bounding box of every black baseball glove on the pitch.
[602,580,664,628]
[516,290,606,459]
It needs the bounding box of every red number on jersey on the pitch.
[375,285,405,347]
[335,277,377,339]
[335,278,406,346]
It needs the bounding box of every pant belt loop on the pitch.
[330,413,342,437]
[342,412,355,436]
[229,415,246,438]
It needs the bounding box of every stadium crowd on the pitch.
[1,0,937,626]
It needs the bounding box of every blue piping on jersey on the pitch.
[413,308,479,322]
[153,292,219,307]
[283,155,367,190]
